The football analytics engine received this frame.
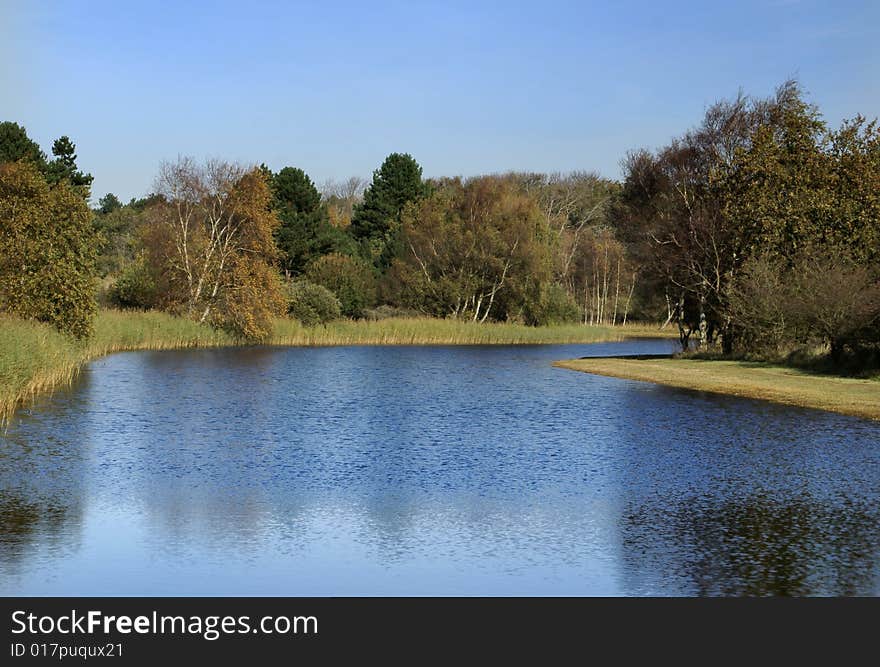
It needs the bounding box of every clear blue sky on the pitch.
[3,0,878,202]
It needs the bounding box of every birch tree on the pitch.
[142,158,285,339]
[393,176,553,323]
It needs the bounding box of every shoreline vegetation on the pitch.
[554,357,880,421]
[1,309,671,425]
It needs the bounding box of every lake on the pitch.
[1,339,879,596]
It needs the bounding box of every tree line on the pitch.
[1,80,878,368]
[616,80,879,363]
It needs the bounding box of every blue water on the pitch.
[1,339,879,595]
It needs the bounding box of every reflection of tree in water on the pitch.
[0,492,81,573]
[622,492,880,596]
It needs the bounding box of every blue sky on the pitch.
[3,0,878,202]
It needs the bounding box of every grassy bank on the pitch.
[554,356,880,420]
[0,311,234,424]
[1,310,669,424]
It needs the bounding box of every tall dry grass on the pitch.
[1,311,232,424]
[268,317,668,346]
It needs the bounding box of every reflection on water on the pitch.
[1,340,879,595]
[623,493,880,596]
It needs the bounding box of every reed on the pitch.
[0,311,232,424]
[269,317,670,346]
[1,310,670,424]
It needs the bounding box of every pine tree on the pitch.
[351,153,426,269]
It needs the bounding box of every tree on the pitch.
[305,253,376,318]
[351,153,426,269]
[617,81,822,351]
[139,158,286,340]
[271,167,355,274]
[0,161,98,338]
[0,122,47,167]
[322,176,366,228]
[393,176,553,323]
[727,248,880,360]
[44,135,93,195]
[98,192,123,215]
[825,116,880,262]
[93,203,143,276]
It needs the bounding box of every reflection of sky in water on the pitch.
[1,339,879,595]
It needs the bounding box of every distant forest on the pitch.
[1,80,878,364]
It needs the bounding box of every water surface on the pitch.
[2,340,879,595]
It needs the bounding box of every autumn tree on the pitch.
[139,158,286,339]
[321,176,366,228]
[392,176,553,323]
[618,81,819,351]
[0,161,98,337]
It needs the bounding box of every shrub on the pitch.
[727,248,880,361]
[725,253,795,355]
[107,254,157,310]
[305,253,377,318]
[786,248,880,362]
[524,284,581,326]
[287,280,342,326]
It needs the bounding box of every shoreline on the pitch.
[554,356,880,421]
[1,310,672,425]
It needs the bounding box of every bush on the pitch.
[524,284,581,326]
[786,248,880,362]
[286,280,342,326]
[725,253,794,355]
[727,248,880,361]
[305,253,377,318]
[107,254,157,310]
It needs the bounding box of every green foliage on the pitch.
[306,253,377,318]
[351,153,426,269]
[393,176,554,323]
[273,166,321,215]
[720,90,830,259]
[524,283,581,326]
[826,116,880,262]
[43,135,94,196]
[286,280,342,325]
[0,121,47,166]
[619,80,880,358]
[0,162,98,338]
[0,124,92,198]
[108,254,157,309]
[98,192,123,214]
[93,203,143,276]
[271,166,356,274]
